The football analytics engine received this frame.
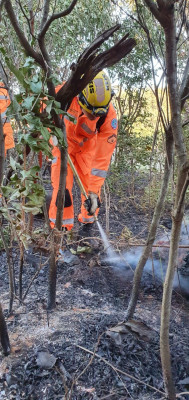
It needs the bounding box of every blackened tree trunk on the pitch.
[47,231,57,310]
[0,115,14,313]
[0,303,10,356]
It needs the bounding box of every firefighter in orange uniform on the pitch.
[49,71,118,231]
[0,82,15,155]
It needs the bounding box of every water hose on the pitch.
[68,154,88,199]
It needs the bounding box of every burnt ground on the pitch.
[0,172,189,400]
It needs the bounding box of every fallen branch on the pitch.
[128,243,189,249]
[176,393,189,398]
[76,344,165,396]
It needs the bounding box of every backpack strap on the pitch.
[96,115,107,132]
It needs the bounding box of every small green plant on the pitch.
[1,59,67,248]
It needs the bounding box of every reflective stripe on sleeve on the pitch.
[64,113,77,124]
[0,95,8,100]
[52,157,57,164]
[81,123,96,135]
[52,135,58,146]
[91,168,107,178]
[0,110,8,123]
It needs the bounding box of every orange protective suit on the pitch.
[49,87,118,230]
[0,83,14,155]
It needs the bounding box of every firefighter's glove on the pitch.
[84,192,101,215]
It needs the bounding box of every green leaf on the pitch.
[1,186,14,197]
[0,51,29,90]
[22,205,42,215]
[22,96,35,110]
[0,47,6,55]
[76,245,92,254]
[53,100,61,108]
[70,248,77,255]
[23,57,35,68]
[30,81,42,94]
[6,98,21,116]
[9,157,21,171]
[45,101,53,114]
[31,75,39,83]
[40,126,51,141]
[9,188,22,201]
[20,165,40,181]
[54,127,63,139]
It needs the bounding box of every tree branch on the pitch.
[38,0,78,40]
[144,0,174,27]
[17,0,35,39]
[40,0,50,30]
[56,25,136,110]
[143,0,163,23]
[180,50,189,109]
[4,0,45,68]
[0,114,5,186]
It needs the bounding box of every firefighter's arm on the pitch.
[88,113,118,196]
[74,113,99,141]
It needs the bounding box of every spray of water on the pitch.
[96,220,116,258]
[96,218,189,297]
[96,220,132,268]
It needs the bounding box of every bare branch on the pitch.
[175,172,189,216]
[37,0,79,77]
[4,0,45,68]
[40,0,50,30]
[180,50,189,108]
[143,0,163,24]
[0,0,6,21]
[38,0,78,39]
[56,26,136,110]
[0,114,5,186]
[16,0,35,38]
[77,24,121,63]
[182,119,189,127]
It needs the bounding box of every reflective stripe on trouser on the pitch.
[49,217,74,230]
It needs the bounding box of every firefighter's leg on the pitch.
[49,150,74,230]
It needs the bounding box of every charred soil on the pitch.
[0,174,189,400]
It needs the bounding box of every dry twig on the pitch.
[76,344,165,396]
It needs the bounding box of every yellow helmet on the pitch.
[78,71,112,117]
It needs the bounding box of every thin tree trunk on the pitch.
[125,127,173,320]
[47,231,57,310]
[0,303,10,355]
[0,114,5,185]
[19,244,24,301]
[0,113,15,313]
[47,124,68,309]
[140,2,189,398]
[55,127,68,230]
[159,7,189,397]
[0,224,15,313]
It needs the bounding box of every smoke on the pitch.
[102,217,189,298]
